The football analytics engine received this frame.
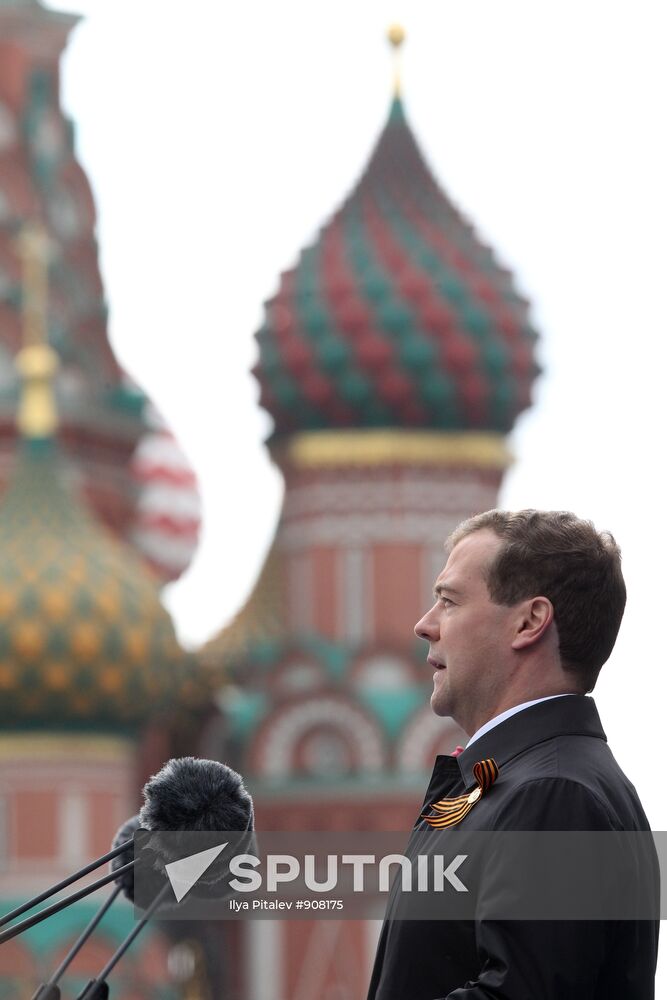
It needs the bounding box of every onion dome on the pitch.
[254,52,539,439]
[0,441,205,729]
[0,4,200,582]
[0,224,206,730]
[130,404,202,581]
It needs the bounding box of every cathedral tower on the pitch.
[202,29,539,1000]
[0,226,206,995]
[0,0,200,583]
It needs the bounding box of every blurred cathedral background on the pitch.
[0,3,539,998]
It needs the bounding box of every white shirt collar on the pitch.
[465,693,579,748]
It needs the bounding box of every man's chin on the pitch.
[430,691,450,717]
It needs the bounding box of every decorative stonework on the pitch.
[280,430,511,469]
[279,510,489,549]
[250,695,386,778]
[349,650,420,690]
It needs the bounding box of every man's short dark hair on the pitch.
[448,509,627,691]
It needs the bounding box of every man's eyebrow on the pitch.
[433,583,461,599]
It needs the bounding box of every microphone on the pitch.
[139,755,254,833]
[74,881,172,1000]
[1,757,253,996]
[0,838,133,930]
[75,757,255,999]
[3,758,253,962]
[4,757,254,946]
[0,862,134,945]
[109,814,142,901]
[30,886,122,1000]
[30,816,142,999]
[139,756,255,904]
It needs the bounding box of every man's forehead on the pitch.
[437,529,502,584]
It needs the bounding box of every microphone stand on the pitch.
[75,882,171,999]
[0,861,134,945]
[31,884,123,1000]
[0,839,132,929]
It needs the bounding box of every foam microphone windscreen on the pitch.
[138,757,255,899]
[139,757,254,834]
[110,814,142,901]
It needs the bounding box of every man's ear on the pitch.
[511,596,554,650]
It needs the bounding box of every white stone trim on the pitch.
[282,477,498,518]
[247,920,282,1000]
[280,512,487,550]
[289,552,314,632]
[337,546,369,643]
[256,698,385,777]
[59,790,87,869]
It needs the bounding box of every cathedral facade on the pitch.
[201,33,539,1000]
[0,7,540,999]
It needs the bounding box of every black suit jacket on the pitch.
[367,695,659,999]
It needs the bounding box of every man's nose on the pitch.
[414,606,439,641]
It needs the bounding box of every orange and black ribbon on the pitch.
[421,758,499,829]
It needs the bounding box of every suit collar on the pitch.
[455,694,606,787]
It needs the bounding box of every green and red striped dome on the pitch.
[254,97,539,437]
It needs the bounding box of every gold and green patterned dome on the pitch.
[0,438,204,729]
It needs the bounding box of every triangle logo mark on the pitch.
[165,842,227,902]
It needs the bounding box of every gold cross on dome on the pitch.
[387,24,406,97]
[15,222,59,439]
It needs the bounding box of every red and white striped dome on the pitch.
[131,405,201,583]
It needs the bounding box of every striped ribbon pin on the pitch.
[421,758,499,828]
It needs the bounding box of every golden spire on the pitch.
[15,222,59,440]
[387,23,406,97]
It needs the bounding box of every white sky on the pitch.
[48,0,666,946]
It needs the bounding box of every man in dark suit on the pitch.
[367,509,659,1000]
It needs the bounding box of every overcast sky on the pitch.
[48,0,667,880]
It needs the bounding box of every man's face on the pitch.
[414,529,518,735]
